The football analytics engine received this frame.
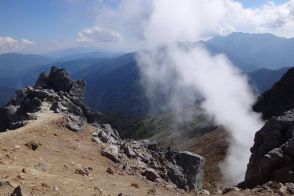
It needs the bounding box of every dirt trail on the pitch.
[0,111,189,196]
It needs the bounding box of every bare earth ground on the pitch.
[0,111,284,196]
[0,111,193,196]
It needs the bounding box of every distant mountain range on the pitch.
[0,53,54,76]
[76,53,149,115]
[248,67,289,92]
[82,55,289,115]
[44,47,124,61]
[0,32,293,115]
[205,32,294,71]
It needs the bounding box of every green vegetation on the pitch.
[102,105,214,142]
[102,112,156,139]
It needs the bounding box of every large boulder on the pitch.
[240,109,294,188]
[165,148,204,191]
[175,151,205,190]
[101,144,120,163]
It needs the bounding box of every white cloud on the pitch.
[84,0,294,47]
[76,25,122,45]
[221,0,294,38]
[0,36,35,53]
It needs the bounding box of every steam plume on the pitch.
[136,0,263,185]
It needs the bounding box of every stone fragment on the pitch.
[101,145,119,163]
[141,168,159,182]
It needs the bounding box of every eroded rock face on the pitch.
[240,109,294,188]
[0,66,102,131]
[240,68,294,189]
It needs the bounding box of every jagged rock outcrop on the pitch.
[241,67,294,189]
[0,66,101,131]
[92,124,205,191]
[253,67,294,119]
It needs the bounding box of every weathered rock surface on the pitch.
[0,66,101,131]
[102,144,120,163]
[92,124,205,191]
[240,109,294,189]
[241,68,294,189]
[253,67,294,119]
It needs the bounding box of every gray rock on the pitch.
[175,152,204,190]
[102,124,120,140]
[92,137,101,144]
[240,110,294,189]
[286,183,294,194]
[104,139,205,191]
[66,114,84,132]
[123,144,137,158]
[97,126,119,144]
[75,168,90,176]
[167,164,188,190]
[50,102,67,113]
[141,168,159,182]
[92,130,101,137]
[4,105,17,116]
[222,187,241,194]
[147,141,159,152]
[101,145,119,163]
[98,130,112,143]
[11,186,23,196]
[24,97,42,113]
[67,121,82,132]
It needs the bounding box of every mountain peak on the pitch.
[212,32,286,41]
[0,66,100,131]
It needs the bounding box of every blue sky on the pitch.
[0,0,292,53]
[237,0,288,7]
[0,0,93,41]
[0,0,286,41]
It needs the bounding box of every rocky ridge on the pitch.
[240,109,294,189]
[92,124,204,191]
[0,66,205,193]
[0,66,100,131]
[234,67,294,193]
